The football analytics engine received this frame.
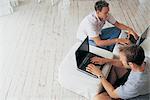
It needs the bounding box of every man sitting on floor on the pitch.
[86,45,150,100]
[77,0,138,51]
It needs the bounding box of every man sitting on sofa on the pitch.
[77,0,139,51]
[86,45,150,100]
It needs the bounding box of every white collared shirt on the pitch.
[76,12,116,41]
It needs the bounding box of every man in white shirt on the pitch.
[77,0,139,51]
[86,45,150,100]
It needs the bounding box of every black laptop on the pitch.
[129,26,149,45]
[75,37,105,78]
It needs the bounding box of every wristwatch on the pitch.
[98,75,105,79]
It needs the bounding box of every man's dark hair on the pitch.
[94,0,109,11]
[119,45,145,66]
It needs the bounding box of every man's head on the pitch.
[119,45,145,69]
[94,0,109,20]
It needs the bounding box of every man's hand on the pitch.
[90,57,106,65]
[127,27,139,40]
[86,64,120,99]
[86,64,102,77]
[114,21,139,40]
[117,38,130,45]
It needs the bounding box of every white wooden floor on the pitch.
[0,0,149,100]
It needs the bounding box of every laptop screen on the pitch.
[136,26,149,45]
[75,37,89,67]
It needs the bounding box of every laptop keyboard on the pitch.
[80,53,104,71]
[82,54,92,65]
[82,53,94,65]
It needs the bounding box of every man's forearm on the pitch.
[100,77,119,99]
[97,38,118,47]
[115,21,130,31]
[103,58,124,68]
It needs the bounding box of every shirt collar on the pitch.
[94,11,103,22]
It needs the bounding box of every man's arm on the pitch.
[100,75,120,99]
[91,57,124,68]
[92,36,118,46]
[86,64,120,99]
[92,36,130,47]
[106,58,124,68]
[114,21,138,39]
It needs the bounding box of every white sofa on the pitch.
[58,43,114,100]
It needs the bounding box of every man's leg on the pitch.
[94,92,121,100]
[89,39,109,50]
[89,39,110,51]
[115,69,131,87]
[94,92,112,100]
[88,27,121,52]
[89,39,97,46]
[100,27,121,52]
[107,66,130,87]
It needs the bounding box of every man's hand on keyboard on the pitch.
[90,57,106,65]
[86,64,102,77]
[126,28,139,40]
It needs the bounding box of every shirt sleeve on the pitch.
[86,21,100,38]
[116,83,139,99]
[106,14,116,25]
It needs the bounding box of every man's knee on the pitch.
[113,27,121,37]
[94,92,112,100]
[93,95,99,100]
